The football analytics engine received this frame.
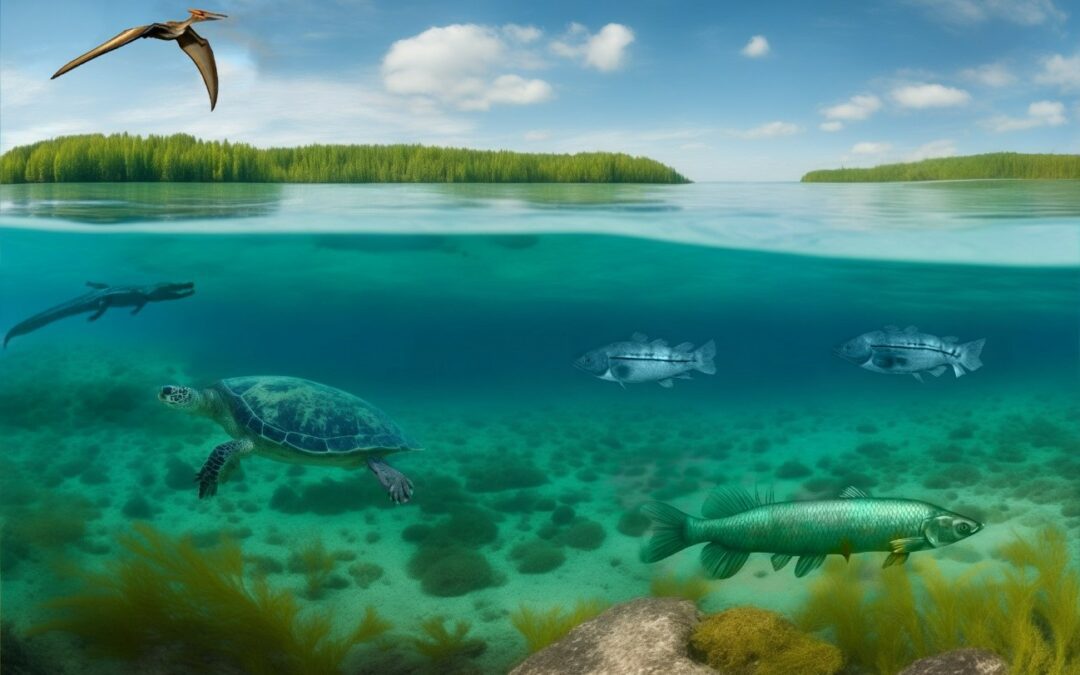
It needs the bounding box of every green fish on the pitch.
[640,486,983,579]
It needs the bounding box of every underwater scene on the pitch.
[1,180,1079,675]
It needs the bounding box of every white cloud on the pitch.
[960,63,1016,87]
[891,83,971,108]
[381,24,553,111]
[503,24,542,43]
[907,139,958,161]
[911,0,1066,26]
[730,121,800,139]
[819,121,844,132]
[822,94,882,122]
[0,64,47,107]
[852,141,892,155]
[1036,53,1080,92]
[983,100,1067,131]
[524,129,552,141]
[0,56,477,153]
[741,36,770,58]
[551,23,635,72]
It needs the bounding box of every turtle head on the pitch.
[159,384,199,411]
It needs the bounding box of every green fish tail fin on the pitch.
[639,502,693,562]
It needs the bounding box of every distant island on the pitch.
[0,133,689,184]
[802,152,1080,182]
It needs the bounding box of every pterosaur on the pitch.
[51,9,227,110]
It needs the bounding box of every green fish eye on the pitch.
[957,522,970,534]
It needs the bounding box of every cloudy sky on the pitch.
[1,0,1077,180]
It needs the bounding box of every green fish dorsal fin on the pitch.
[701,543,750,579]
[904,325,919,334]
[838,486,871,499]
[701,486,772,519]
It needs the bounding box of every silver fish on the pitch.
[574,333,716,388]
[640,486,983,579]
[835,325,985,382]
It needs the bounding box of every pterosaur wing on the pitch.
[51,24,160,79]
[177,27,218,110]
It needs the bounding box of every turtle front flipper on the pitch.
[366,457,413,504]
[196,438,253,499]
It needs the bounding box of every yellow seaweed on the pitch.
[510,598,610,653]
[797,526,1080,675]
[33,523,389,675]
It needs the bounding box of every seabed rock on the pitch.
[898,649,1008,675]
[509,597,713,675]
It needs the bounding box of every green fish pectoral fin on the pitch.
[639,502,692,563]
[890,536,926,554]
[794,554,827,578]
[770,553,792,571]
[701,543,749,579]
[701,485,773,519]
[658,378,674,388]
[883,552,909,568]
[838,486,871,499]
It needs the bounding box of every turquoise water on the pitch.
[1,181,1078,674]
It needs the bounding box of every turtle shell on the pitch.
[215,376,419,456]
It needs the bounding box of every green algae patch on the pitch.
[32,523,390,675]
[691,606,843,675]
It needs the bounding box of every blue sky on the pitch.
[1,0,1077,180]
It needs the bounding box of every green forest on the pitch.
[0,133,689,184]
[801,152,1080,182]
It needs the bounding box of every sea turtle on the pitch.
[159,376,419,503]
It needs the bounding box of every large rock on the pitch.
[509,597,714,675]
[899,649,1008,675]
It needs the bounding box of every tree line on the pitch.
[0,134,690,184]
[802,153,1080,182]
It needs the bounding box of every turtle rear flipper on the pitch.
[196,438,253,499]
[367,457,413,504]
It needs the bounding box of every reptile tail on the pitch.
[639,502,694,562]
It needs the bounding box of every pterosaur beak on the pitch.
[191,9,228,20]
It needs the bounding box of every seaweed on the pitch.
[691,606,844,675]
[33,523,390,675]
[510,599,610,653]
[797,526,1080,675]
[648,569,712,606]
[287,537,340,599]
[410,616,486,662]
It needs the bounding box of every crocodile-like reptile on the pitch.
[4,281,195,348]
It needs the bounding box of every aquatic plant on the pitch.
[410,616,486,662]
[288,537,339,599]
[509,539,566,574]
[34,523,390,674]
[407,544,498,597]
[798,526,1080,675]
[690,606,844,675]
[648,569,712,606]
[2,493,100,572]
[556,519,607,550]
[510,599,610,653]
